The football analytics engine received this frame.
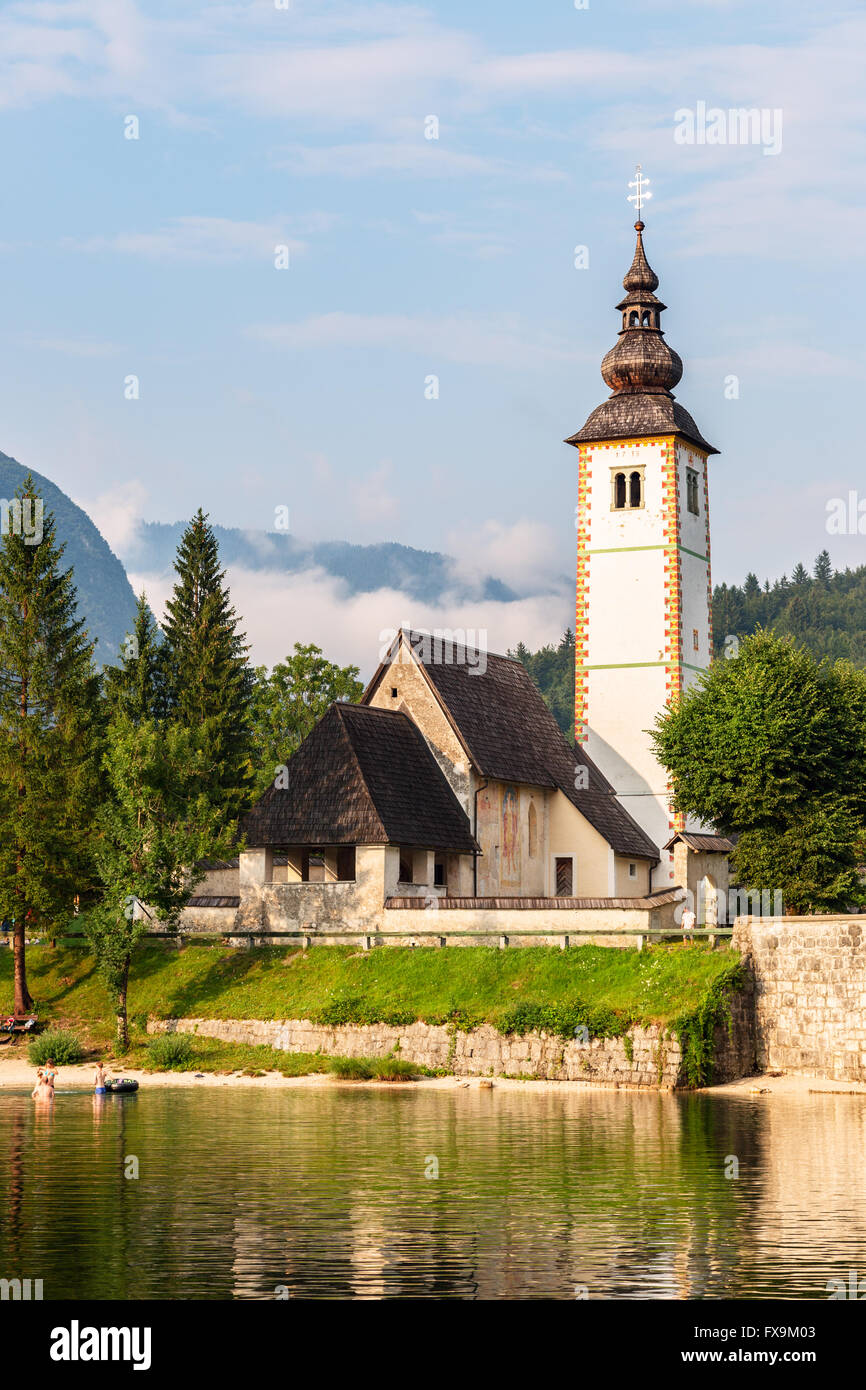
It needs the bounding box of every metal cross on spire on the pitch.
[627,164,652,219]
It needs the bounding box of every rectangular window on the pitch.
[693,628,699,651]
[555,857,573,896]
[628,862,637,879]
[686,468,700,515]
[336,847,356,882]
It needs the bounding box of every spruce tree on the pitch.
[0,476,101,1012]
[814,550,833,584]
[103,592,171,724]
[162,510,253,822]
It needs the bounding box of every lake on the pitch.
[2,1084,865,1299]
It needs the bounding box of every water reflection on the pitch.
[1,1086,865,1299]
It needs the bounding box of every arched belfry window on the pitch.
[628,310,640,327]
[641,310,652,327]
[611,464,645,512]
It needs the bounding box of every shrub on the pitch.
[372,1056,418,1081]
[315,997,416,1028]
[329,1056,376,1079]
[146,1032,195,1071]
[28,1029,83,1066]
[672,959,745,1088]
[498,999,628,1041]
[328,1055,419,1081]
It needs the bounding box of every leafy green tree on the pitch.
[734,804,864,915]
[0,476,102,1013]
[249,643,363,797]
[83,713,234,1048]
[103,593,171,724]
[162,510,253,822]
[651,630,866,912]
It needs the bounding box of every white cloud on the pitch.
[246,311,584,370]
[4,3,864,264]
[274,141,565,183]
[70,215,309,263]
[350,461,400,526]
[446,519,571,596]
[130,562,570,676]
[24,334,122,357]
[73,479,148,555]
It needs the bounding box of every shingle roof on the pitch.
[565,394,717,455]
[371,632,658,862]
[387,889,682,910]
[662,832,734,854]
[241,702,478,853]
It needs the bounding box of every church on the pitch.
[187,182,732,945]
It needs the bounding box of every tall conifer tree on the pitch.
[0,476,101,1012]
[103,592,171,724]
[162,510,253,821]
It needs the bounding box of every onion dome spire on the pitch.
[565,170,717,455]
[600,220,683,396]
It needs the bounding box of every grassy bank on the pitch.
[0,941,742,1082]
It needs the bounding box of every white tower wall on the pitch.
[575,435,713,885]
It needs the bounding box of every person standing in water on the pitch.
[32,1070,53,1101]
[44,1059,58,1088]
[94,1062,107,1089]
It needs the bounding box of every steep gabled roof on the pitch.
[365,631,659,862]
[242,702,477,852]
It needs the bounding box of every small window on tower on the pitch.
[629,470,643,507]
[693,628,699,651]
[390,687,398,698]
[686,468,700,515]
[613,471,626,509]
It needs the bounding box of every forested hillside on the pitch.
[516,551,866,740]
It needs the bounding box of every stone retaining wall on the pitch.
[148,1006,752,1088]
[733,914,866,1081]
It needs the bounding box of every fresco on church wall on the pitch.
[475,784,498,896]
[501,784,521,887]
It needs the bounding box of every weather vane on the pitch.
[627,164,652,220]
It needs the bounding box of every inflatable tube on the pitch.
[106,1079,139,1094]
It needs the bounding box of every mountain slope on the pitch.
[128,522,521,604]
[0,451,139,665]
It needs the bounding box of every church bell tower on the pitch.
[565,170,718,884]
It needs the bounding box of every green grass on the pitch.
[0,940,738,1042]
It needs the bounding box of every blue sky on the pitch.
[0,0,863,669]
